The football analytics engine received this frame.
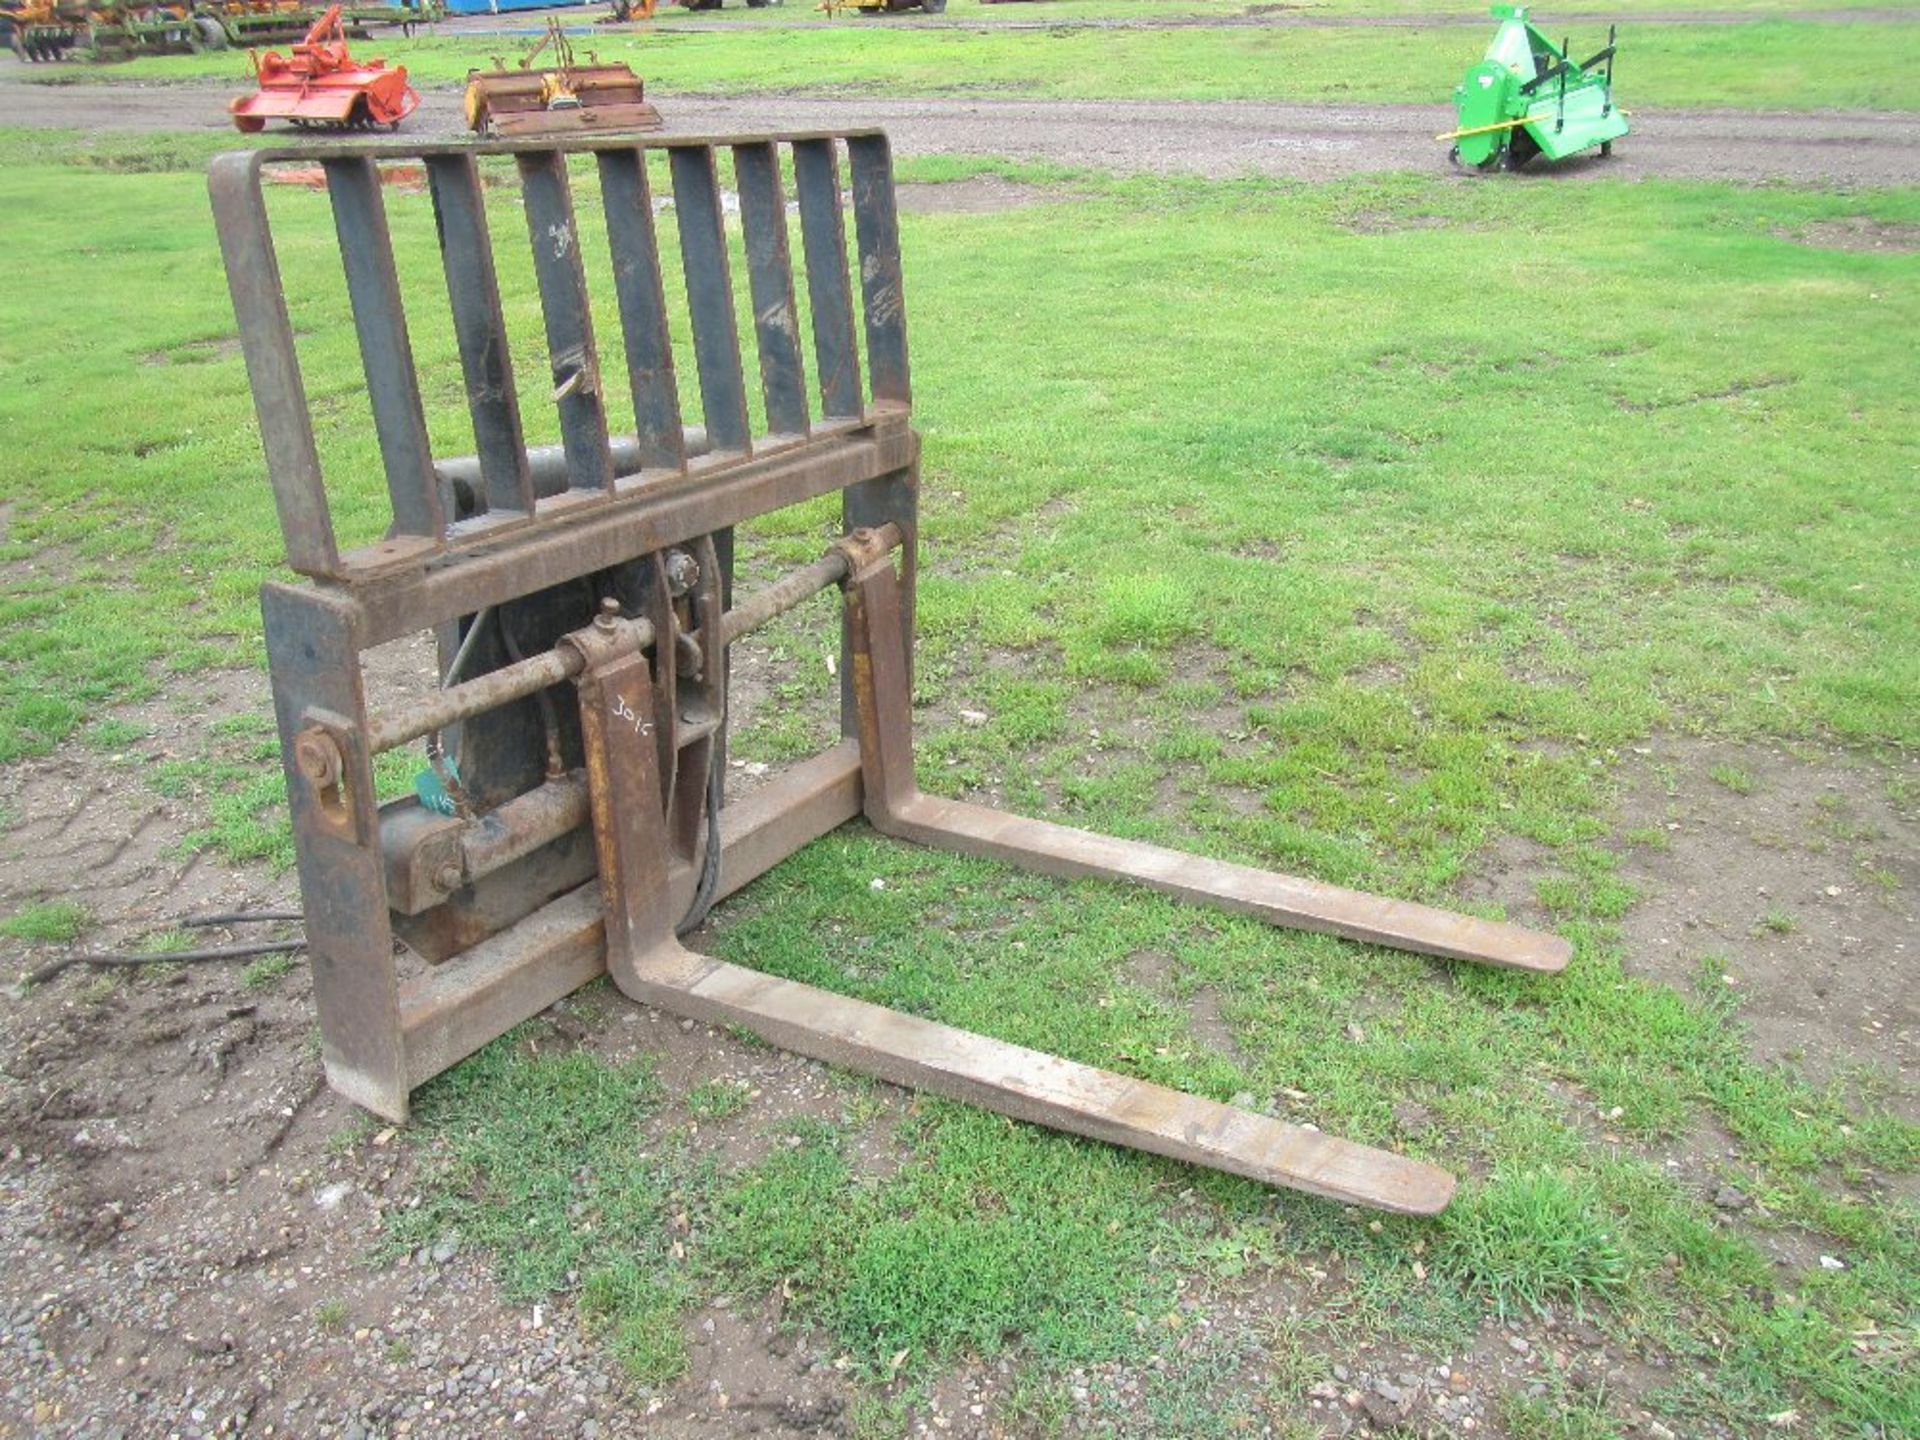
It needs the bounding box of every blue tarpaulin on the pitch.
[445,0,591,16]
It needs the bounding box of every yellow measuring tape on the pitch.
[1433,114,1552,143]
[1436,107,1630,143]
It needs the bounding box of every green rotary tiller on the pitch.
[1443,5,1627,172]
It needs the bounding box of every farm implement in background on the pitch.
[3,0,86,59]
[819,0,948,17]
[211,130,1570,1216]
[228,5,419,130]
[3,0,438,62]
[464,16,661,138]
[1442,5,1627,171]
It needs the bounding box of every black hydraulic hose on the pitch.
[11,910,307,992]
[181,910,303,927]
[676,750,724,939]
[676,575,724,939]
[500,601,566,783]
[18,940,306,990]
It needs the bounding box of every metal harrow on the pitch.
[212,131,1569,1216]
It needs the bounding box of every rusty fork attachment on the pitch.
[214,131,1567,1217]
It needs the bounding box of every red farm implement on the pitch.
[228,4,419,132]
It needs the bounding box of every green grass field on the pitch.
[0,87,1916,1440]
[68,13,1920,109]
[620,0,1920,23]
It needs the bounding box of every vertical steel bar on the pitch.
[208,154,340,578]
[572,645,669,968]
[840,468,917,739]
[323,155,445,539]
[517,149,616,496]
[1557,41,1569,133]
[261,582,410,1120]
[595,148,687,473]
[847,133,910,407]
[1603,24,1615,115]
[426,153,534,517]
[791,138,863,422]
[731,141,811,439]
[668,144,752,456]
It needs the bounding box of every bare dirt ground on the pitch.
[4,70,1919,185]
[1612,738,1917,1119]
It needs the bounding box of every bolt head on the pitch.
[663,549,701,596]
[293,731,343,787]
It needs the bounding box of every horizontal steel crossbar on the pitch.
[210,128,904,588]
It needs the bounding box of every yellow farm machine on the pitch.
[820,0,947,16]
[464,17,660,138]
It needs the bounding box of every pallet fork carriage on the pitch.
[211,131,1569,1217]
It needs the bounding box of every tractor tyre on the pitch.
[191,17,229,51]
[1600,140,1613,158]
[923,0,947,11]
[746,0,769,7]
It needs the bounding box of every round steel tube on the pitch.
[364,526,901,757]
[368,620,651,756]
[718,551,850,648]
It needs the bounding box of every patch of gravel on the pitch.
[3,73,1918,186]
[1780,215,1920,252]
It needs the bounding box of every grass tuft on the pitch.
[383,1031,700,1384]
[686,1079,753,1121]
[241,952,298,989]
[0,900,88,944]
[1440,1170,1627,1317]
[1709,763,1758,795]
[705,1107,1190,1374]
[580,1262,689,1387]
